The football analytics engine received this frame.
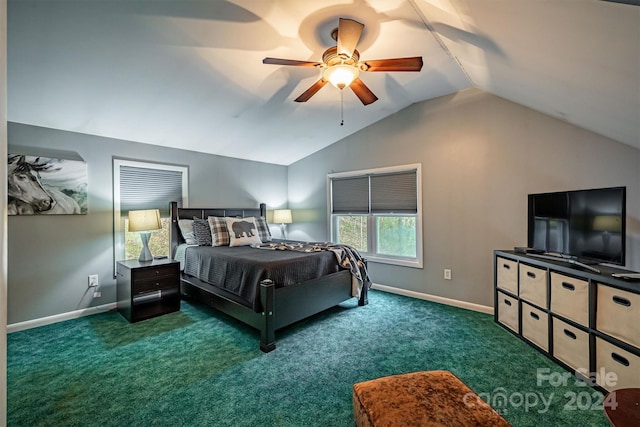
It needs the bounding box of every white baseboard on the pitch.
[7,303,117,333]
[371,283,494,314]
[8,286,492,333]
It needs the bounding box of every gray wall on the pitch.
[7,122,287,324]
[287,89,640,307]
[7,89,640,323]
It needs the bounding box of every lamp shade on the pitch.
[128,209,162,232]
[592,215,622,232]
[273,209,292,224]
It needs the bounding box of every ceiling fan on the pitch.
[263,18,423,106]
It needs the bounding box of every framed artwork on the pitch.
[8,154,88,215]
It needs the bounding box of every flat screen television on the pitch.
[527,187,626,266]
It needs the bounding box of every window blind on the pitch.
[331,169,417,214]
[371,171,417,213]
[119,166,183,216]
[331,176,369,213]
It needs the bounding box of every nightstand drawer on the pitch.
[597,285,640,349]
[519,264,547,308]
[496,257,518,294]
[133,288,179,305]
[550,272,588,326]
[134,265,178,281]
[134,276,177,294]
[552,317,589,372]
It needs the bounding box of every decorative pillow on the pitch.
[177,219,197,245]
[225,216,262,247]
[207,216,231,247]
[192,218,212,246]
[254,216,272,242]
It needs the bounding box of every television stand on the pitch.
[494,249,640,393]
[528,253,601,274]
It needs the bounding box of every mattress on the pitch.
[182,245,341,311]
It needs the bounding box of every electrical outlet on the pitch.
[444,269,452,280]
[88,274,99,288]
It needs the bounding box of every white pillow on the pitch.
[178,219,197,245]
[225,217,262,247]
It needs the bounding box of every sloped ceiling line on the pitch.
[407,0,473,86]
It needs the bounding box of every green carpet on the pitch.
[7,290,608,426]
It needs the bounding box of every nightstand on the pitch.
[116,258,180,322]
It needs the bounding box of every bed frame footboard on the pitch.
[180,269,362,352]
[265,268,369,351]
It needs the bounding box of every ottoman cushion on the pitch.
[353,370,510,427]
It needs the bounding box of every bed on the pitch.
[170,201,369,352]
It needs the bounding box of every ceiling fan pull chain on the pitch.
[340,90,344,126]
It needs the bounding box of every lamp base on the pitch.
[138,231,153,262]
[280,224,287,240]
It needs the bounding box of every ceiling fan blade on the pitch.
[350,78,378,105]
[362,57,423,72]
[263,57,322,67]
[294,79,328,102]
[337,18,364,59]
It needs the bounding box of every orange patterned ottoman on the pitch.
[352,370,510,427]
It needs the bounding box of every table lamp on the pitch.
[128,209,162,262]
[273,209,292,239]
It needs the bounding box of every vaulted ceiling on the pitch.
[7,0,640,165]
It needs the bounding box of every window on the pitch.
[329,164,422,268]
[113,159,188,267]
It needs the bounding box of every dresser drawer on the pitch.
[550,272,589,326]
[496,257,518,294]
[522,302,549,351]
[519,264,547,308]
[595,336,640,391]
[597,285,640,349]
[552,317,589,372]
[497,291,519,333]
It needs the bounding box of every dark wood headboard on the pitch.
[169,201,266,257]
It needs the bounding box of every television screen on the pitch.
[528,187,626,265]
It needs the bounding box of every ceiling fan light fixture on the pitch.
[264,18,421,106]
[323,64,359,89]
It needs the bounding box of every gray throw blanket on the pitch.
[254,241,371,299]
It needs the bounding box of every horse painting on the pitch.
[8,154,87,215]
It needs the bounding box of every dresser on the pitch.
[116,258,180,322]
[494,250,640,391]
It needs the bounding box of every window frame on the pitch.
[113,158,189,274]
[328,163,423,268]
